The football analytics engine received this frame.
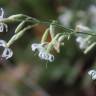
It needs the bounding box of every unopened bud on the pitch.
[75,24,91,32]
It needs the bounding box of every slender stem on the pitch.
[84,42,96,54]
[76,32,96,36]
[1,14,96,36]
[41,28,49,43]
[1,14,96,49]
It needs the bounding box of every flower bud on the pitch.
[75,24,91,32]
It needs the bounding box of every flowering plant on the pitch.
[0,8,96,79]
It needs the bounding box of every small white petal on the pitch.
[41,53,46,60]
[38,51,54,62]
[0,40,13,60]
[31,43,46,52]
[31,43,42,52]
[0,40,6,47]
[76,37,83,43]
[76,36,89,49]
[88,70,96,80]
[2,48,13,59]
[44,53,51,61]
[31,43,38,51]
[38,52,42,59]
[38,51,46,60]
[92,75,96,80]
[45,54,49,60]
[38,51,45,60]
[31,43,54,62]
[48,54,54,62]
[88,70,96,75]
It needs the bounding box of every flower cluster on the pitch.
[88,70,96,80]
[31,43,54,62]
[0,40,13,60]
[0,6,95,64]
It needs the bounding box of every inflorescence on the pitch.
[0,8,96,79]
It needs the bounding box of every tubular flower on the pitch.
[31,43,54,62]
[0,40,13,60]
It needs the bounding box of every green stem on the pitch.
[84,42,96,54]
[41,28,49,43]
[46,33,62,52]
[50,20,57,39]
[1,14,96,42]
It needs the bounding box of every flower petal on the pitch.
[88,70,96,80]
[0,40,6,47]
[2,47,13,59]
[48,54,54,62]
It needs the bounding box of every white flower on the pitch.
[31,43,44,52]
[38,50,54,62]
[88,70,96,80]
[0,40,13,60]
[0,8,8,32]
[0,40,6,47]
[31,43,54,62]
[76,36,89,49]
[2,48,13,60]
[76,36,83,43]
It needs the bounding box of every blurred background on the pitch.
[0,0,96,96]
